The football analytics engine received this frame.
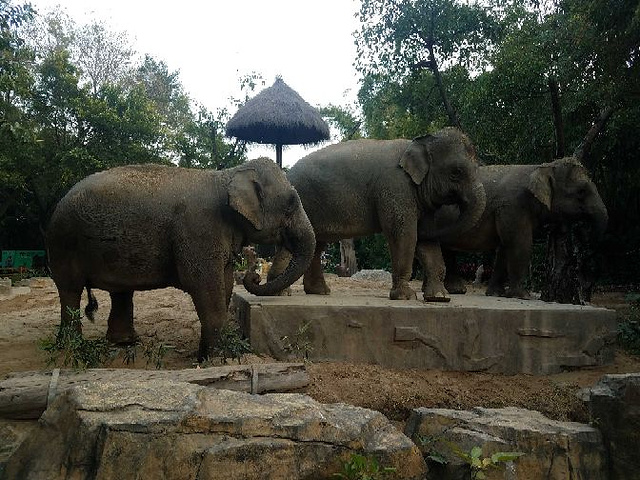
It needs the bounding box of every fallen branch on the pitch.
[0,363,308,420]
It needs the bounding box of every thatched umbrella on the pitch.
[225,77,330,168]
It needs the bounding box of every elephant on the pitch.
[46,158,316,360]
[268,127,486,301]
[418,157,608,299]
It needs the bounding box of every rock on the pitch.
[584,373,640,479]
[405,406,607,480]
[0,278,10,295]
[351,269,392,283]
[4,380,426,480]
[0,420,37,476]
[27,277,52,289]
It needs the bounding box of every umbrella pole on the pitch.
[276,144,283,169]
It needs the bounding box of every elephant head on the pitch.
[528,157,608,238]
[227,158,316,295]
[401,128,487,239]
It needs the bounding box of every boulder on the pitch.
[4,380,426,480]
[584,373,640,479]
[405,406,607,480]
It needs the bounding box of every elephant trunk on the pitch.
[425,182,487,240]
[243,213,316,296]
[588,197,609,241]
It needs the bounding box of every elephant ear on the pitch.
[228,168,264,230]
[399,135,432,184]
[528,164,554,210]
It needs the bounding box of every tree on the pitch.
[74,20,134,95]
[21,8,134,95]
[352,0,640,289]
[355,0,504,133]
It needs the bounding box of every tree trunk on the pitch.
[542,103,614,304]
[0,363,308,420]
[548,77,565,158]
[541,223,596,305]
[413,13,463,131]
[339,239,358,277]
[574,105,617,165]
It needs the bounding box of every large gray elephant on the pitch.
[47,158,316,360]
[419,157,608,299]
[269,127,486,301]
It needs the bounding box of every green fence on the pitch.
[1,250,46,270]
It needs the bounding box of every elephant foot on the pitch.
[444,275,467,294]
[422,280,451,302]
[505,287,531,300]
[106,329,139,345]
[303,276,331,295]
[390,283,417,300]
[485,285,506,297]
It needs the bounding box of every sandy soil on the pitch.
[1,276,639,424]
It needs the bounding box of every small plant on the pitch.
[280,321,313,361]
[39,307,112,370]
[447,443,523,480]
[332,453,396,480]
[417,433,448,467]
[212,321,252,364]
[121,340,173,369]
[141,340,172,369]
[618,293,640,355]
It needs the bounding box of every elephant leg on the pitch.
[443,250,467,294]
[416,241,450,302]
[505,243,532,299]
[387,230,417,300]
[191,284,228,361]
[106,291,138,344]
[224,261,235,307]
[57,287,83,336]
[303,242,331,295]
[267,247,293,296]
[486,247,508,297]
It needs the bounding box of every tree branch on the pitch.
[548,77,565,158]
[574,105,618,164]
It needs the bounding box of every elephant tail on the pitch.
[85,287,98,322]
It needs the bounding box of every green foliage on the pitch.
[121,340,173,369]
[353,0,640,285]
[417,433,449,467]
[447,442,523,480]
[333,454,396,480]
[355,234,392,271]
[280,321,314,362]
[0,4,248,251]
[39,307,112,370]
[618,294,640,355]
[318,104,363,141]
[212,322,252,364]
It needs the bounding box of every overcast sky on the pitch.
[27,0,363,166]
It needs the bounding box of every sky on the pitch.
[27,0,363,166]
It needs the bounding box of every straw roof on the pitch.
[225,77,330,146]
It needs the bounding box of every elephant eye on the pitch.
[450,167,464,181]
[284,191,298,215]
[576,185,590,199]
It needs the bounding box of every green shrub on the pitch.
[618,294,640,355]
[212,321,252,364]
[39,307,112,370]
[332,453,396,480]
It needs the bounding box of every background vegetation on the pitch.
[1,0,638,287]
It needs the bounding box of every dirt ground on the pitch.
[1,276,639,424]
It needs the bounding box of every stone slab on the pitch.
[233,286,617,375]
[3,380,426,479]
[404,406,607,480]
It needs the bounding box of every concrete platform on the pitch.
[233,283,618,375]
